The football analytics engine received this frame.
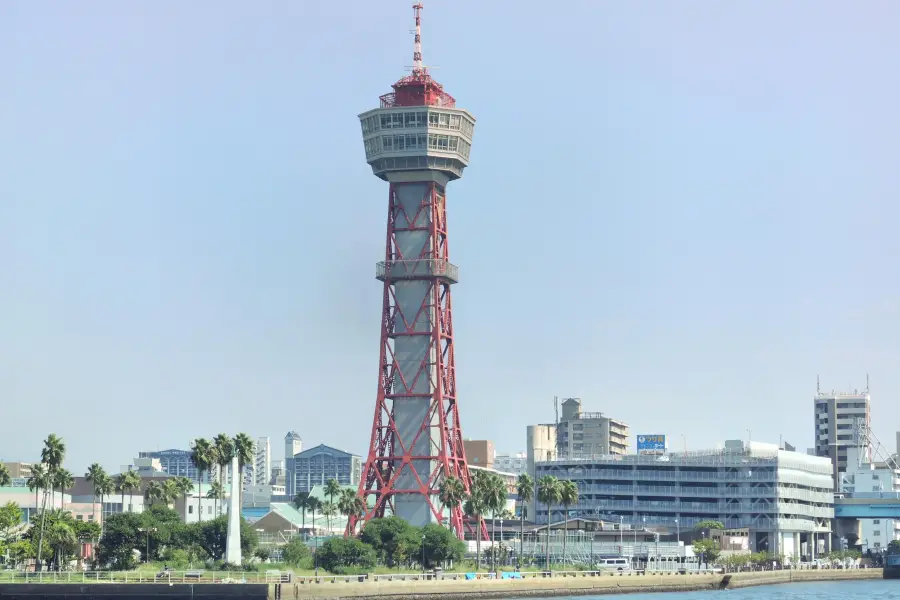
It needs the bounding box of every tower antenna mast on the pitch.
[412,3,424,74]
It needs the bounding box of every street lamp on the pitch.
[421,533,426,576]
[137,527,157,563]
[499,516,504,570]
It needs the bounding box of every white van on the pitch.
[595,558,632,571]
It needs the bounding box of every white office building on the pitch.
[256,437,272,486]
[840,446,900,550]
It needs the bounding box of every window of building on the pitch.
[874,530,880,536]
[189,506,194,514]
[874,520,881,524]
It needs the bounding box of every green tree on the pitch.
[437,476,466,534]
[537,475,561,570]
[27,463,49,511]
[8,540,33,569]
[174,477,194,511]
[123,471,142,512]
[0,463,11,487]
[37,433,66,571]
[207,481,224,516]
[324,479,342,529]
[338,488,365,533]
[85,463,107,523]
[0,501,23,542]
[96,474,114,530]
[515,473,534,563]
[694,520,725,531]
[195,516,258,561]
[95,511,143,570]
[360,516,418,567]
[693,537,720,567]
[46,521,77,570]
[315,537,376,574]
[293,492,310,534]
[558,480,578,565]
[190,438,214,522]
[420,522,465,568]
[53,469,74,510]
[281,537,312,567]
[321,502,337,532]
[305,496,322,535]
[482,473,507,573]
[212,434,234,517]
[463,471,490,571]
[144,481,164,507]
[233,433,255,508]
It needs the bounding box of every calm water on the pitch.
[551,580,899,599]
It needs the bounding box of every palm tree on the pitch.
[321,502,337,532]
[338,488,366,533]
[233,433,255,509]
[27,463,49,509]
[212,434,234,517]
[53,469,74,510]
[175,477,194,513]
[46,521,76,571]
[0,463,11,487]
[438,476,466,534]
[305,497,321,537]
[97,474,114,527]
[516,473,534,565]
[293,492,310,535]
[162,479,180,506]
[37,434,66,572]
[123,471,141,512]
[144,481,163,507]
[559,480,579,565]
[85,463,107,523]
[482,474,507,574]
[190,438,213,522]
[464,470,491,571]
[324,479,341,507]
[207,481,224,516]
[114,473,128,512]
[537,475,561,571]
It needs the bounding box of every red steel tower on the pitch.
[349,4,479,539]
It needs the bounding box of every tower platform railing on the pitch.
[376,258,459,283]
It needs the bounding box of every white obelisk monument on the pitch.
[224,455,242,564]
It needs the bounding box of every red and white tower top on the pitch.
[379,4,456,109]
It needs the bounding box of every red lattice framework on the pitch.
[348,182,485,540]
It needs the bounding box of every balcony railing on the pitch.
[376,259,459,283]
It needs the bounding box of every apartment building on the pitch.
[813,383,871,489]
[556,398,629,458]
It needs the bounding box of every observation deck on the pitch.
[375,259,459,284]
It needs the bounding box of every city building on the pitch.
[556,397,629,458]
[255,436,272,486]
[283,431,303,496]
[137,449,206,483]
[1,461,34,481]
[840,446,900,550]
[0,486,70,523]
[271,460,285,487]
[463,440,494,469]
[534,439,834,557]
[494,452,527,475]
[290,444,362,495]
[813,381,871,489]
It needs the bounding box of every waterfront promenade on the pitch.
[268,568,883,600]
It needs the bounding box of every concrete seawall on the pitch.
[0,583,269,600]
[269,569,884,600]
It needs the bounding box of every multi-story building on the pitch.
[290,444,362,495]
[255,437,272,486]
[556,398,629,458]
[1,462,34,481]
[137,449,207,483]
[494,452,527,475]
[840,446,900,550]
[463,440,494,469]
[283,432,303,496]
[813,383,871,489]
[535,440,834,557]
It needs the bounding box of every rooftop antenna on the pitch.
[866,373,870,393]
[816,375,820,394]
[554,396,559,426]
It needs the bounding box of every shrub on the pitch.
[316,538,376,574]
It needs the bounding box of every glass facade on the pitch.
[138,449,207,483]
[287,444,362,495]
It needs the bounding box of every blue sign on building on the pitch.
[636,434,668,454]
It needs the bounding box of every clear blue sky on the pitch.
[2,1,899,473]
